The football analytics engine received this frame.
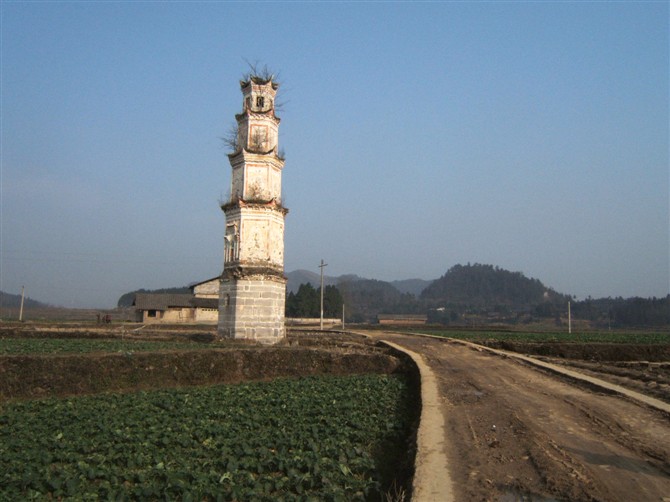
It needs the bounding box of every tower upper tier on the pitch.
[232,78,281,155]
[240,77,279,114]
[226,77,284,206]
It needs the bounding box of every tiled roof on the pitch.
[188,276,221,290]
[191,297,219,309]
[133,294,194,310]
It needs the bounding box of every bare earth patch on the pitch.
[367,331,670,502]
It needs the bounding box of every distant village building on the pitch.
[218,74,288,344]
[190,276,221,322]
[377,314,428,326]
[132,277,220,323]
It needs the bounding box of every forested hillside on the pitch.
[0,291,50,309]
[337,279,421,322]
[421,264,569,308]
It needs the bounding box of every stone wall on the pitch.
[218,276,286,344]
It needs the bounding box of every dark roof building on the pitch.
[132,293,218,323]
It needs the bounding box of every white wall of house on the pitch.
[194,308,218,323]
[140,308,194,323]
[193,278,220,298]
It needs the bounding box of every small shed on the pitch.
[377,314,428,326]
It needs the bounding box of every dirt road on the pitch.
[367,331,670,502]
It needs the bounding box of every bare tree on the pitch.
[249,128,268,152]
[241,60,286,111]
[242,59,278,84]
[220,122,240,153]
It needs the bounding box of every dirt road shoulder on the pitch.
[382,341,454,502]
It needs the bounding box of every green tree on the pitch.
[322,285,344,318]
[286,283,344,318]
[286,283,319,317]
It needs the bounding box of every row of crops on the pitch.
[1,374,416,501]
[3,329,668,356]
[0,337,209,355]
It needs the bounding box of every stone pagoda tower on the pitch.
[218,74,288,344]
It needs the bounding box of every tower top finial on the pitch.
[241,62,279,89]
[240,78,279,91]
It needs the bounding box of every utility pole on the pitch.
[19,286,25,322]
[568,300,572,334]
[319,259,327,330]
[342,304,345,331]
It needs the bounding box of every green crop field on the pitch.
[0,337,208,355]
[1,374,414,501]
[404,330,670,344]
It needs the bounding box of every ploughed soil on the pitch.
[0,325,412,400]
[483,339,670,362]
[366,331,670,502]
[483,340,670,408]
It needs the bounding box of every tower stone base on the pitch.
[218,275,286,344]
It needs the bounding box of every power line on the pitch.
[1,249,220,265]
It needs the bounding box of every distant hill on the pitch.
[112,265,668,327]
[337,278,410,322]
[390,278,432,296]
[286,269,340,294]
[287,271,421,321]
[287,271,429,297]
[420,263,569,308]
[119,266,569,319]
[0,291,51,309]
[286,270,370,293]
[117,286,191,308]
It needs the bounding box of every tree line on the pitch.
[285,283,343,318]
[286,279,669,328]
[564,296,670,327]
[115,263,669,328]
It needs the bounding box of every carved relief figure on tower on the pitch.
[246,181,265,201]
[245,166,270,201]
[249,125,269,152]
[224,224,239,263]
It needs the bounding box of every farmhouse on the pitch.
[132,277,220,323]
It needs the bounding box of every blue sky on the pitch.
[2,1,668,308]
